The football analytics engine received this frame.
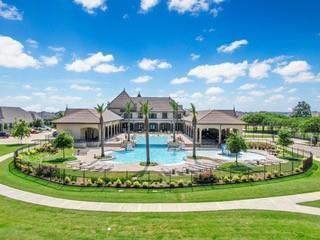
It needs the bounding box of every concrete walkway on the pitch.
[1,183,320,215]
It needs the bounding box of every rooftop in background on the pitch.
[108,90,184,113]
[0,106,36,124]
[183,109,245,125]
[53,108,122,124]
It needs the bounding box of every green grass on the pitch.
[299,200,320,208]
[0,157,319,203]
[0,195,319,240]
[21,148,76,167]
[0,144,28,156]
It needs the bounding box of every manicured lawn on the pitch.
[21,148,76,167]
[0,144,28,156]
[0,157,319,203]
[299,200,320,208]
[0,195,319,240]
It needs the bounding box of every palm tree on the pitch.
[170,99,179,142]
[140,101,151,165]
[190,103,198,159]
[95,103,108,157]
[124,101,133,141]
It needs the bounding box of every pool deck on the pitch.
[73,137,282,172]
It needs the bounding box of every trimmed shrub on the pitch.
[195,171,217,184]
[248,175,255,182]
[232,175,241,183]
[150,182,159,188]
[115,178,122,187]
[240,175,248,182]
[177,180,184,188]
[87,178,92,186]
[266,172,272,179]
[223,176,231,183]
[169,181,176,188]
[186,181,193,187]
[142,181,149,188]
[96,177,104,187]
[64,176,71,184]
[125,180,132,188]
[274,170,280,178]
[133,181,141,188]
[107,181,113,187]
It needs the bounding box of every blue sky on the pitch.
[0,0,319,112]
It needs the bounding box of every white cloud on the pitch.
[73,0,107,14]
[49,46,66,53]
[0,35,39,69]
[205,86,224,95]
[209,6,222,17]
[188,61,248,83]
[195,35,204,42]
[70,84,101,91]
[23,84,32,89]
[238,83,257,91]
[249,90,265,97]
[48,95,82,104]
[273,60,320,83]
[273,86,285,93]
[190,53,200,61]
[191,92,203,99]
[140,0,159,12]
[138,58,172,71]
[32,92,47,97]
[93,63,125,73]
[65,52,125,74]
[217,39,248,54]
[26,38,38,48]
[168,0,210,14]
[45,86,58,92]
[131,75,152,83]
[170,77,192,85]
[0,0,22,20]
[288,88,296,93]
[264,94,284,103]
[249,60,271,79]
[40,56,59,66]
[236,96,253,104]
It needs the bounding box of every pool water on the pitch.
[110,135,266,165]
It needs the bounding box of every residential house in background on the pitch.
[0,106,37,132]
[107,89,185,132]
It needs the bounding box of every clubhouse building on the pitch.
[53,90,245,147]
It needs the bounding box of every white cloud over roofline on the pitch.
[0,35,39,69]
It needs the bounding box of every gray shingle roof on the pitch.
[0,106,35,124]
[183,110,245,125]
[108,90,183,112]
[53,108,122,124]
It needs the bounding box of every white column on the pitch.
[219,125,222,145]
[199,127,202,145]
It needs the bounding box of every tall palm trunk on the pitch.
[127,119,131,141]
[100,116,105,157]
[172,112,176,142]
[145,117,150,165]
[192,124,196,159]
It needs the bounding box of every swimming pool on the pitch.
[110,135,266,165]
